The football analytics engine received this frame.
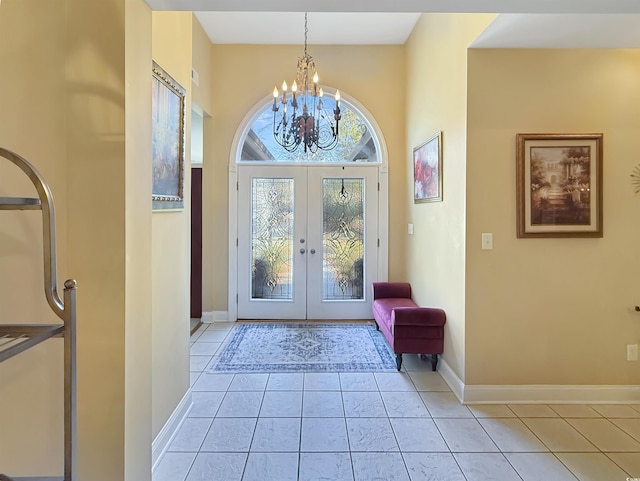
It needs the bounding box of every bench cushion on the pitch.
[372,298,417,329]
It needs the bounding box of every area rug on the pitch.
[208,322,397,372]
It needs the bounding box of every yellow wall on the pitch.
[0,0,159,478]
[124,0,153,478]
[65,0,156,478]
[192,18,217,314]
[466,49,640,385]
[0,0,67,473]
[405,14,495,381]
[191,17,214,114]
[201,112,219,312]
[205,44,406,312]
[65,0,129,476]
[151,11,193,438]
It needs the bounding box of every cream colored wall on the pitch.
[1,2,193,479]
[65,1,154,478]
[0,0,67,473]
[65,1,129,477]
[151,11,193,438]
[192,18,217,314]
[201,114,219,313]
[405,14,495,381]
[124,1,153,478]
[466,49,640,385]
[206,44,406,312]
[191,18,214,114]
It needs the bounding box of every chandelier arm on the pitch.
[269,12,342,155]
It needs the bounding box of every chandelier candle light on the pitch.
[272,13,341,154]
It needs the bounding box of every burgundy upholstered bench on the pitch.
[372,282,446,371]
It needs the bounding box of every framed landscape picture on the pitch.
[413,131,443,203]
[516,133,603,238]
[152,61,186,210]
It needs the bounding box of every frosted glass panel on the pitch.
[322,178,365,300]
[251,178,294,300]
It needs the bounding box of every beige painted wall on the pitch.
[0,0,67,473]
[466,49,640,385]
[191,18,214,115]
[192,17,217,315]
[124,0,153,478]
[1,0,157,478]
[204,44,406,312]
[65,0,155,478]
[151,11,193,438]
[405,14,495,381]
[201,113,220,313]
[65,0,130,477]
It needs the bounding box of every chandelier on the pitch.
[271,13,341,154]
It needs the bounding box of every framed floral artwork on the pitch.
[413,131,443,203]
[516,133,603,238]
[152,61,186,210]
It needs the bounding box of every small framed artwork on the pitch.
[152,61,186,210]
[413,131,443,203]
[516,133,603,238]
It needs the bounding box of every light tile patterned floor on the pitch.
[155,322,640,481]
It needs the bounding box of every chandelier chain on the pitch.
[304,12,308,58]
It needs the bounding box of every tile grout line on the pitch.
[179,325,640,480]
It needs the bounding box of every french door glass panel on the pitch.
[321,178,365,301]
[238,167,307,319]
[250,178,294,300]
[306,166,377,319]
[238,165,377,320]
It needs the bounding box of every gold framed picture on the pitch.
[516,133,603,238]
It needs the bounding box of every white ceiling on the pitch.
[145,0,640,48]
[194,12,421,45]
[471,14,640,48]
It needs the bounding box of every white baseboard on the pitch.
[152,389,193,472]
[213,311,229,322]
[463,384,640,404]
[201,311,229,323]
[435,358,640,405]
[437,357,465,403]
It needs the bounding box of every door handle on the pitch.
[300,248,306,254]
[310,249,316,254]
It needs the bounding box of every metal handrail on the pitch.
[0,147,76,480]
[0,147,65,320]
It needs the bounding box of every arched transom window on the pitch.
[239,95,380,163]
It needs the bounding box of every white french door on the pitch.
[237,165,378,320]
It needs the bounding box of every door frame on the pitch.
[190,167,203,320]
[305,165,380,320]
[236,164,380,320]
[227,92,389,322]
[236,166,308,320]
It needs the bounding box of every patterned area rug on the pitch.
[208,322,397,372]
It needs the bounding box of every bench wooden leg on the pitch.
[419,354,439,371]
[396,353,403,371]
